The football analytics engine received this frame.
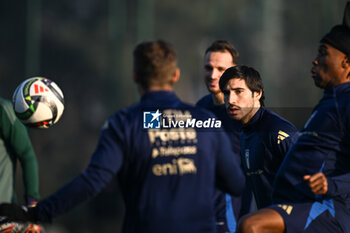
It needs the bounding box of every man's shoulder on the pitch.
[260,108,297,135]
[195,94,226,118]
[196,94,214,108]
[108,100,217,126]
[107,103,142,128]
[182,102,217,119]
[0,98,17,123]
[0,98,11,109]
[337,88,350,108]
[253,109,298,151]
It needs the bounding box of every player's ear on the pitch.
[342,56,350,79]
[171,68,180,84]
[343,55,350,67]
[254,90,262,101]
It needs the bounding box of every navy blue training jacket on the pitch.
[241,107,298,209]
[273,82,350,233]
[197,94,252,233]
[35,91,245,233]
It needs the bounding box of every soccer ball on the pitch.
[12,77,64,128]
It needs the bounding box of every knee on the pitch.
[237,209,285,233]
[237,215,263,233]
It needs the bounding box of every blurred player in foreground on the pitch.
[219,66,298,211]
[237,2,350,233]
[196,40,249,233]
[0,97,42,232]
[0,40,245,233]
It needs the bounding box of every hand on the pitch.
[26,197,38,208]
[303,172,328,195]
[0,203,36,223]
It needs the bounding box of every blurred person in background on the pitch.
[196,40,251,233]
[0,40,245,233]
[197,40,239,107]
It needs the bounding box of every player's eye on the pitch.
[218,67,226,72]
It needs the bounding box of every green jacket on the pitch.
[0,97,39,203]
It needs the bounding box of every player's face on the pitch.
[204,51,234,94]
[222,78,261,124]
[311,43,347,89]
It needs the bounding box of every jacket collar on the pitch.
[242,106,264,132]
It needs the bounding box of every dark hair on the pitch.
[133,40,177,89]
[205,40,239,64]
[219,65,265,106]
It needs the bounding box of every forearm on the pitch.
[326,174,350,197]
[21,154,40,201]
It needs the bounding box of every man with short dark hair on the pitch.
[219,65,298,210]
[237,2,350,233]
[0,40,245,233]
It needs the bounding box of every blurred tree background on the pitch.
[0,0,347,232]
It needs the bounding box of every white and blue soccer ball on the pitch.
[12,77,64,128]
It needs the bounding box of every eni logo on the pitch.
[152,158,197,176]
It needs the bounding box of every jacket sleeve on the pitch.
[270,123,299,163]
[325,99,350,197]
[326,99,350,197]
[326,174,350,197]
[0,99,40,201]
[35,117,124,222]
